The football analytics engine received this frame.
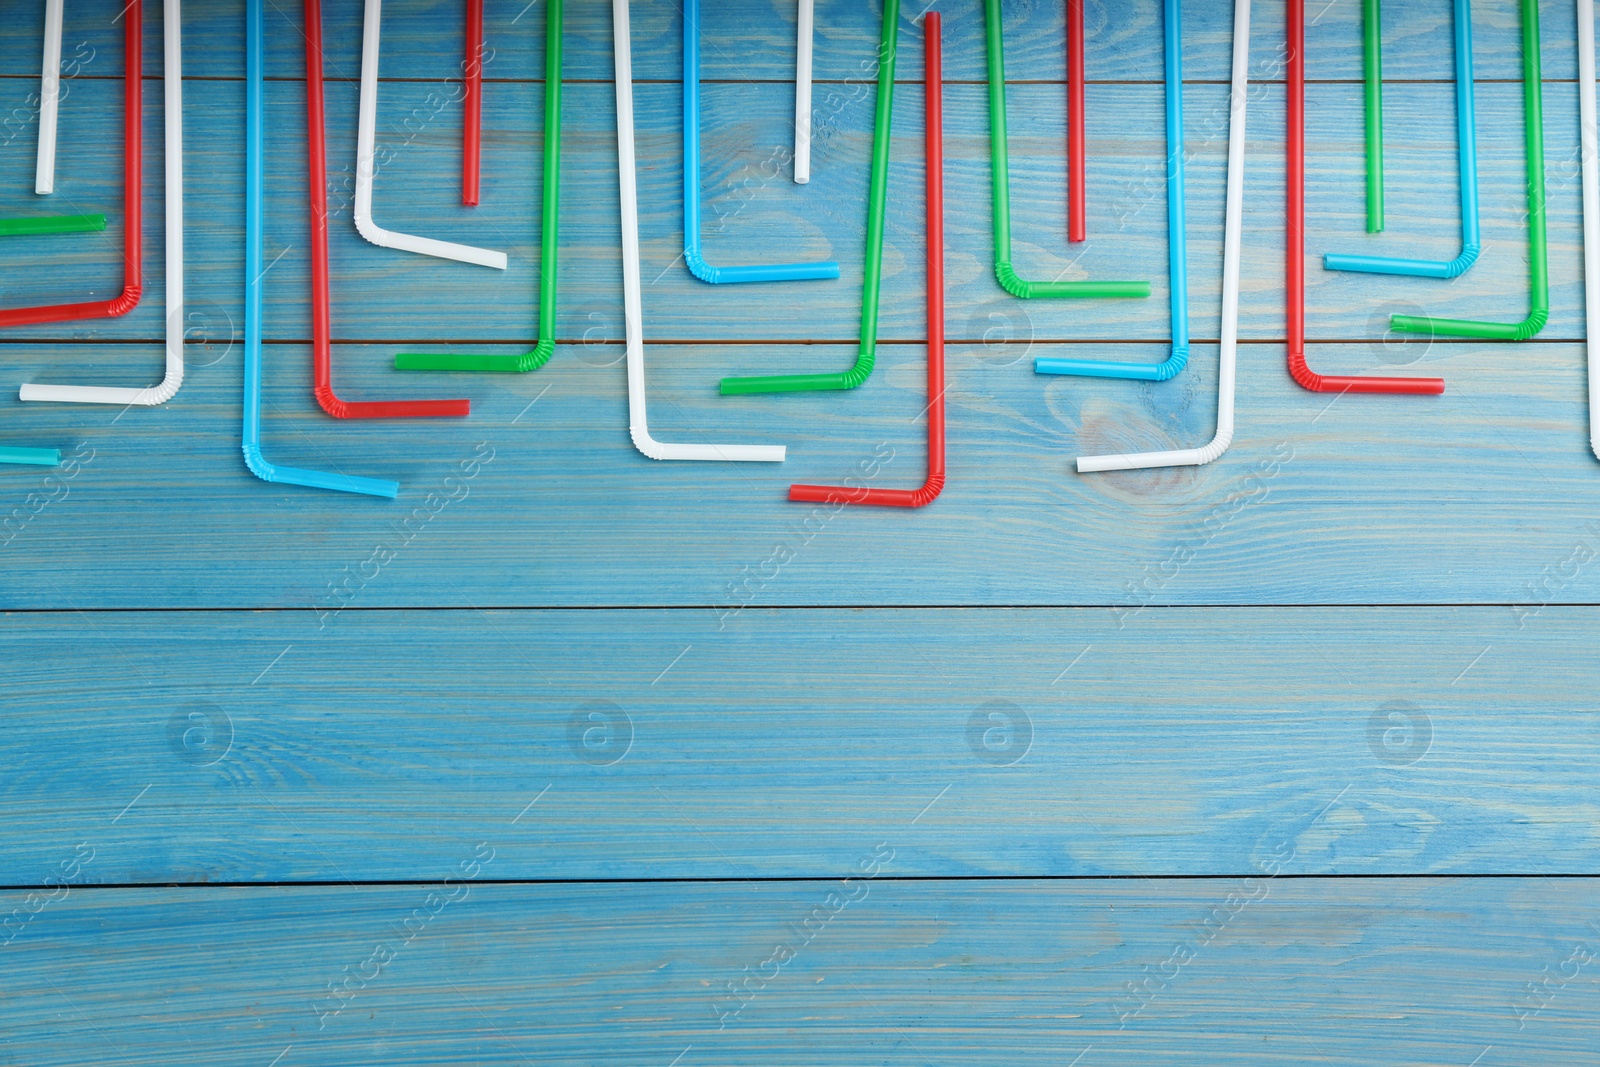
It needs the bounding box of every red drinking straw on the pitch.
[1286,0,1442,395]
[463,0,483,206]
[0,0,141,328]
[789,11,945,509]
[304,0,469,418]
[1067,0,1086,244]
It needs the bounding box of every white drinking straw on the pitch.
[36,0,63,195]
[354,0,507,270]
[20,0,184,406]
[1580,0,1600,460]
[794,0,813,184]
[1076,0,1249,474]
[614,0,785,463]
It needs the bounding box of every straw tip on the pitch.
[0,448,62,467]
[789,484,826,503]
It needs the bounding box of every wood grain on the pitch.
[1,605,1597,881]
[3,338,1600,608]
[2,878,1598,1066]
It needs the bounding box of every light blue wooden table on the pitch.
[3,0,1599,1063]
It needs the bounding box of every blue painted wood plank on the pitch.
[0,878,1596,1065]
[1,335,1600,607]
[0,0,1579,84]
[1,605,1597,881]
[0,74,1589,348]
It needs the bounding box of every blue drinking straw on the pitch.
[1034,0,1187,380]
[0,446,59,467]
[1322,0,1479,278]
[682,0,838,284]
[241,0,397,499]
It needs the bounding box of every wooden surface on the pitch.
[5,880,1600,1067]
[2,1,1598,1063]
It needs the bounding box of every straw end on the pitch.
[0,447,61,467]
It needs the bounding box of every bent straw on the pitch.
[0,0,141,329]
[1034,0,1187,380]
[984,0,1148,301]
[306,0,467,419]
[1285,0,1444,394]
[614,0,784,462]
[795,0,813,184]
[355,0,508,270]
[1076,0,1250,475]
[20,0,186,406]
[1067,0,1085,243]
[1580,0,1600,460]
[395,0,562,374]
[790,11,945,508]
[36,0,63,195]
[1322,0,1480,278]
[0,215,104,236]
[1391,0,1547,341]
[242,0,397,499]
[684,0,838,283]
[717,0,899,395]
[463,0,483,206]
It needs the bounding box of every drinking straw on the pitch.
[0,215,104,236]
[684,0,839,284]
[716,0,900,396]
[1033,0,1187,381]
[1579,0,1600,460]
[355,0,508,270]
[463,0,483,206]
[1076,0,1250,475]
[1390,0,1547,341]
[8,2,103,241]
[1067,0,1085,243]
[984,0,1148,301]
[1284,0,1444,394]
[19,0,186,407]
[306,0,468,419]
[789,11,945,508]
[1361,0,1383,232]
[0,446,59,467]
[614,0,785,462]
[36,0,63,195]
[795,0,814,185]
[395,0,562,374]
[241,0,398,499]
[0,0,141,329]
[1322,0,1480,278]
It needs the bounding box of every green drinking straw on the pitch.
[0,214,106,237]
[395,0,562,373]
[1361,0,1383,232]
[717,0,900,396]
[983,0,1148,300]
[1391,0,1547,341]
